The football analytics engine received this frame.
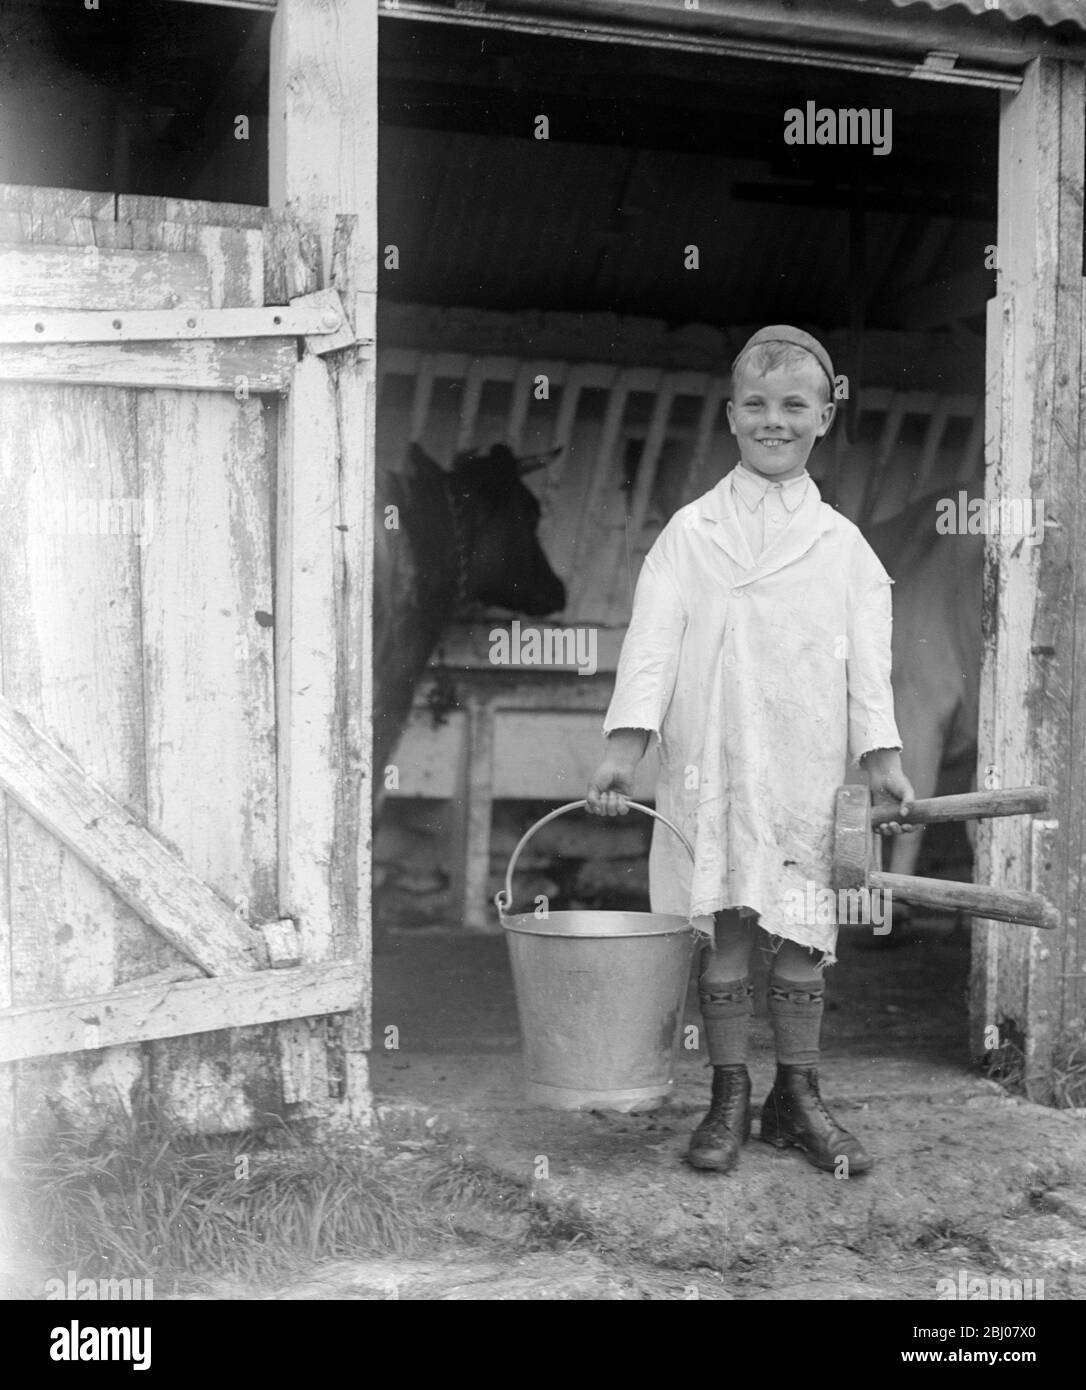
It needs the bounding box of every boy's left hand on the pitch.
[863,749,917,836]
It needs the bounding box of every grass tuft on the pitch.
[0,1104,467,1297]
[980,1028,1086,1109]
[1050,1041,1086,1110]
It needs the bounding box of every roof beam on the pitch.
[164,0,276,10]
[485,0,1086,67]
[382,1,1086,82]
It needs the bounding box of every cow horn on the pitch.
[517,445,563,476]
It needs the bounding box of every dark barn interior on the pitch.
[0,0,1007,1088]
[370,14,997,1088]
[373,14,989,907]
[378,20,998,328]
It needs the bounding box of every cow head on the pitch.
[411,442,566,616]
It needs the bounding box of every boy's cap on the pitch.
[731,325,835,394]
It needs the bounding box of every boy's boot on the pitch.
[762,975,872,1174]
[688,1065,751,1172]
[687,978,752,1172]
[761,1064,872,1174]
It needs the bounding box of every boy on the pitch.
[587,325,915,1175]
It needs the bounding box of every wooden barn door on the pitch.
[972,59,1086,1100]
[0,187,370,1133]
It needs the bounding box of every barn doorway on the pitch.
[372,11,1007,1114]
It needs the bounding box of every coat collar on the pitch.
[730,461,811,513]
[694,467,835,578]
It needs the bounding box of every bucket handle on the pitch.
[494,799,695,919]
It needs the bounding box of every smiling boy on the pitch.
[587,325,915,1175]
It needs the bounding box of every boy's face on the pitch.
[726,360,835,481]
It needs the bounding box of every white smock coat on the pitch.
[602,470,902,960]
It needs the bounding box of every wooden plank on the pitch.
[680,377,724,502]
[329,216,374,1041]
[379,303,989,390]
[408,354,437,443]
[0,382,150,1125]
[971,59,1086,1096]
[0,303,334,344]
[130,223,264,310]
[0,185,116,221]
[263,210,321,305]
[506,360,537,455]
[135,230,287,1131]
[276,354,339,958]
[627,378,675,540]
[116,194,267,229]
[1070,286,1086,1038]
[0,216,139,252]
[0,339,295,393]
[0,960,363,1065]
[449,694,497,933]
[456,357,489,452]
[567,368,649,616]
[0,695,260,978]
[270,0,377,1124]
[0,504,11,1133]
[138,391,278,928]
[605,375,676,614]
[972,99,1043,1071]
[0,245,211,311]
[269,0,377,296]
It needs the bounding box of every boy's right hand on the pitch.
[586,759,636,816]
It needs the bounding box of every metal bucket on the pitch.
[495,800,696,1112]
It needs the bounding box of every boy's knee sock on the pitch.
[698,978,753,1066]
[768,975,824,1068]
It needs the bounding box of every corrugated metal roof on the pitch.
[855,0,1086,28]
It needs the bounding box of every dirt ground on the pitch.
[169,904,1086,1301]
[317,913,1086,1301]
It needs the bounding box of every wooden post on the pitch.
[972,58,1085,1101]
[448,691,498,932]
[269,0,377,1125]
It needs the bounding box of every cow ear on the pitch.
[409,442,446,479]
